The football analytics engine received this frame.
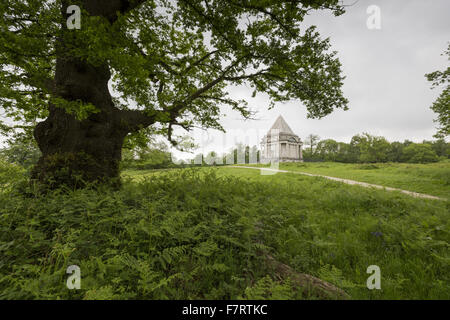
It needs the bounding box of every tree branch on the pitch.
[76,0,147,23]
[182,49,220,75]
[228,1,298,38]
[117,109,156,133]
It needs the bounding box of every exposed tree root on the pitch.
[264,254,350,300]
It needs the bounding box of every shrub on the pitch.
[0,170,269,299]
[0,139,41,168]
[0,159,26,191]
[402,144,439,163]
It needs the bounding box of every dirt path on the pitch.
[229,166,445,201]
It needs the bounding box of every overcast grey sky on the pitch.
[172,0,449,160]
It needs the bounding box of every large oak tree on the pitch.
[1,0,348,187]
[426,44,449,139]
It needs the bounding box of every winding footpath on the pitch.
[230,166,445,201]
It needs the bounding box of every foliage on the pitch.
[0,159,26,192]
[0,137,41,168]
[316,139,339,162]
[0,0,348,142]
[425,44,450,138]
[302,133,448,164]
[429,138,450,158]
[402,143,439,164]
[387,142,404,163]
[275,161,450,199]
[0,168,266,299]
[355,133,390,163]
[30,151,120,189]
[304,134,321,155]
[1,164,448,299]
[240,276,302,300]
[121,139,173,170]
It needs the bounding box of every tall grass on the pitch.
[0,164,448,299]
[242,161,450,199]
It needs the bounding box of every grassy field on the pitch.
[234,161,450,199]
[124,166,449,299]
[1,162,448,299]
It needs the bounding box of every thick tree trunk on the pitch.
[32,59,124,188]
[32,0,151,188]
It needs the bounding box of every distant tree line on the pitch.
[303,133,449,163]
[1,133,447,171]
[121,140,174,170]
[192,143,260,165]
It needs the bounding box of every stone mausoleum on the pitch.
[260,115,303,162]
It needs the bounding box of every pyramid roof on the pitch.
[268,115,295,135]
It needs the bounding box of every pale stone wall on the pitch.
[261,139,303,162]
[260,116,303,162]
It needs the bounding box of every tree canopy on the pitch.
[302,133,447,163]
[1,0,348,144]
[426,44,449,138]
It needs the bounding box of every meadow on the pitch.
[237,161,450,199]
[0,160,448,299]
